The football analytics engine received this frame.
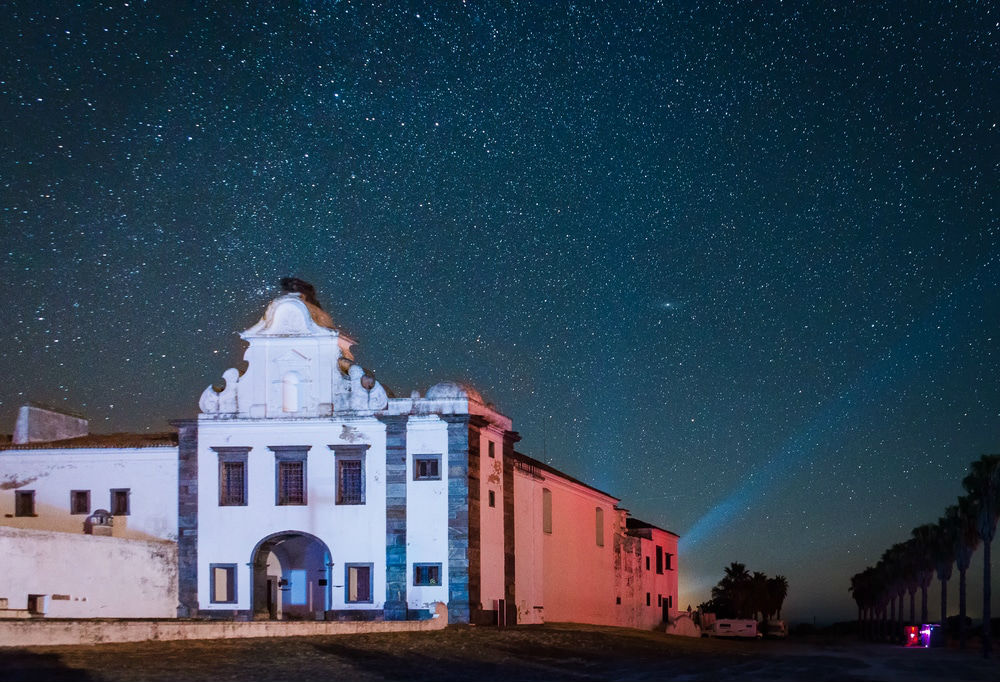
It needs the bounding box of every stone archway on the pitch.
[250,531,331,620]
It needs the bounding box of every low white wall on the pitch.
[0,603,448,647]
[0,527,177,618]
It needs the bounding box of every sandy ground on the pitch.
[2,623,999,681]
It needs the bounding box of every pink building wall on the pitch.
[511,453,680,629]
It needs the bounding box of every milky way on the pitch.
[2,1,996,622]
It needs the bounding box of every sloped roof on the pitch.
[626,516,680,538]
[511,451,619,502]
[0,432,178,451]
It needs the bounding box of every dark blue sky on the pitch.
[2,1,996,622]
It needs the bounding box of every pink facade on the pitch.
[511,453,679,629]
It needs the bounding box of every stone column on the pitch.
[380,415,408,620]
[170,419,199,617]
[443,414,484,624]
[502,429,520,625]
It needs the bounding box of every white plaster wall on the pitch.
[0,447,178,541]
[0,526,177,618]
[478,427,505,610]
[513,470,544,624]
[196,417,388,612]
[405,417,449,610]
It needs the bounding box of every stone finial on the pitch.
[280,277,323,309]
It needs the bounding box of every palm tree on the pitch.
[931,514,957,635]
[947,497,982,650]
[911,524,938,624]
[850,568,875,640]
[767,575,789,620]
[711,562,751,618]
[750,572,769,620]
[963,454,1000,658]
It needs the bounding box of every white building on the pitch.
[1,281,678,627]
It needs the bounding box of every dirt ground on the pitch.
[3,623,1000,682]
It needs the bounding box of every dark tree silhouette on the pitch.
[962,454,1000,658]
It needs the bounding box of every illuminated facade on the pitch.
[1,284,678,627]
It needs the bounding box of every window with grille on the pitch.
[338,459,363,504]
[70,490,90,515]
[330,444,369,505]
[278,460,305,505]
[220,461,246,505]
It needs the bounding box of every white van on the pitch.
[710,619,760,638]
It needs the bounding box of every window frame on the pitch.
[413,454,441,481]
[110,488,130,516]
[14,490,36,517]
[269,446,310,506]
[656,545,664,575]
[595,506,604,547]
[488,440,495,459]
[542,488,552,534]
[488,489,496,508]
[70,489,91,515]
[345,563,373,604]
[213,447,250,507]
[330,444,369,505]
[209,563,238,604]
[413,562,442,587]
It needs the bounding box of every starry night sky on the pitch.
[2,2,997,623]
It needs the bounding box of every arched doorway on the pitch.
[251,531,331,620]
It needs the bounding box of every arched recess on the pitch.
[250,531,331,620]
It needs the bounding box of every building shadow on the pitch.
[0,649,96,682]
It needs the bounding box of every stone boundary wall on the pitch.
[0,602,448,647]
[0,527,177,619]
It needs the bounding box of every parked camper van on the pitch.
[763,620,788,638]
[709,619,760,638]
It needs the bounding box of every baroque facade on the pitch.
[1,283,678,628]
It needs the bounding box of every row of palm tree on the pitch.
[701,562,789,621]
[849,454,1000,658]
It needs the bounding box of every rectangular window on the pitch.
[645,556,651,571]
[277,461,305,505]
[70,490,90,515]
[220,461,246,506]
[488,490,496,508]
[270,446,309,506]
[488,440,495,458]
[542,488,552,534]
[646,592,651,606]
[595,507,604,547]
[331,445,369,505]
[664,552,673,571]
[346,563,373,603]
[210,564,237,603]
[27,594,44,615]
[658,594,662,607]
[413,563,442,586]
[111,488,130,516]
[15,490,35,517]
[338,459,364,504]
[656,546,663,574]
[413,454,441,481]
[214,447,250,506]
